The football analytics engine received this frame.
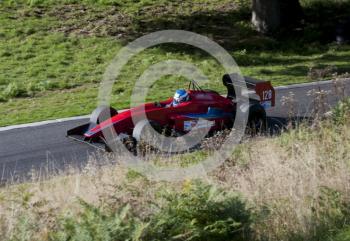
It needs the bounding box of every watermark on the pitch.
[98,30,249,181]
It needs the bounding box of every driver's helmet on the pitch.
[172,89,189,106]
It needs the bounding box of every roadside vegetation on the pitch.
[0,98,349,241]
[1,0,350,125]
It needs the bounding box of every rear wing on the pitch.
[222,74,275,108]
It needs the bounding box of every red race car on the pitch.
[67,74,275,151]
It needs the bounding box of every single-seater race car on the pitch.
[67,74,275,151]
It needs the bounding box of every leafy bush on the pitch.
[332,227,350,241]
[143,181,252,241]
[50,199,143,241]
[48,182,252,241]
[332,97,350,124]
[309,187,350,241]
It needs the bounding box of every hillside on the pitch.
[0,0,350,125]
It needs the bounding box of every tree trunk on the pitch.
[252,0,303,33]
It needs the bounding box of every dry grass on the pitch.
[216,122,350,240]
[0,160,164,240]
[0,110,349,240]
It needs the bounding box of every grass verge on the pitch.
[1,0,350,125]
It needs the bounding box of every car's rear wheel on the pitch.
[247,104,267,136]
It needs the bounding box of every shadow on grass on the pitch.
[129,3,270,52]
[300,0,350,43]
[125,0,350,51]
[119,0,350,81]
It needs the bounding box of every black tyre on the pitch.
[90,105,118,125]
[132,120,163,155]
[247,104,267,136]
[104,136,137,155]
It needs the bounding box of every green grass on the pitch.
[1,0,350,126]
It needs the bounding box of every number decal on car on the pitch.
[262,90,272,101]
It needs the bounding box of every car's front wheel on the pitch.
[90,105,118,125]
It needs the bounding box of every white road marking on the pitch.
[0,115,90,132]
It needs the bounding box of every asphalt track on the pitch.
[0,79,349,182]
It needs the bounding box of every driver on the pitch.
[168,89,189,107]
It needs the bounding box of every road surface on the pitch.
[0,79,349,182]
